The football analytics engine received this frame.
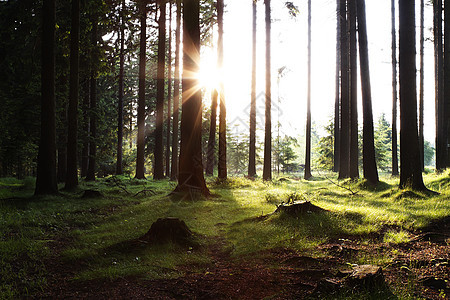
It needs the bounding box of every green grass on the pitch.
[0,172,449,298]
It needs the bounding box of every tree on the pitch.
[154,0,166,180]
[248,0,257,178]
[349,0,359,179]
[444,0,450,168]
[316,120,334,171]
[419,0,425,170]
[81,80,90,178]
[398,0,426,190]
[304,0,312,180]
[263,0,272,181]
[166,0,173,177]
[356,0,378,184]
[116,0,126,175]
[334,0,341,173]
[170,0,181,180]
[65,0,80,189]
[374,114,392,171]
[338,0,349,180]
[391,0,399,176]
[174,0,210,196]
[206,89,218,175]
[435,0,445,171]
[217,0,227,180]
[35,0,58,195]
[86,18,98,182]
[135,3,147,179]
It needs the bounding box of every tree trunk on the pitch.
[349,0,359,179]
[57,96,67,183]
[65,0,80,190]
[217,0,227,180]
[334,0,341,173]
[86,19,97,182]
[444,0,450,168]
[35,0,58,195]
[419,0,425,170]
[170,0,181,181]
[81,79,90,178]
[116,0,125,175]
[248,0,257,178]
[435,0,445,171]
[166,1,173,177]
[304,0,312,180]
[357,0,379,184]
[135,4,147,179]
[338,0,350,180]
[263,0,272,181]
[175,0,210,196]
[206,89,218,176]
[399,0,426,190]
[391,0,399,176]
[154,0,166,180]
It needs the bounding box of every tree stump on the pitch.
[140,217,195,246]
[81,189,103,198]
[275,201,326,216]
[345,265,386,290]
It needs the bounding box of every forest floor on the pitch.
[1,172,449,299]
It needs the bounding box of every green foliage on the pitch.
[374,114,392,171]
[315,119,334,171]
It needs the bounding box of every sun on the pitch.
[198,59,222,91]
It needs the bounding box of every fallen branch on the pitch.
[315,170,359,196]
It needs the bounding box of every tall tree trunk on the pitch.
[248,0,257,178]
[217,0,227,180]
[86,18,97,182]
[304,0,312,180]
[116,0,125,175]
[334,0,341,173]
[349,0,359,179]
[206,89,218,175]
[338,0,350,180]
[154,0,166,179]
[399,0,426,190]
[170,0,181,181]
[263,0,272,181]
[444,0,450,167]
[357,0,378,184]
[175,0,210,196]
[35,0,58,195]
[81,79,90,177]
[135,4,147,179]
[419,0,425,170]
[65,0,80,190]
[165,1,173,177]
[435,0,445,171]
[57,97,67,183]
[391,0,399,176]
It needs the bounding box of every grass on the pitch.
[0,172,449,298]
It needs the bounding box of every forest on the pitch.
[0,0,449,298]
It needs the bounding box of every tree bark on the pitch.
[248,0,257,178]
[65,0,80,190]
[357,0,379,184]
[338,0,350,180]
[154,0,166,180]
[81,79,90,178]
[217,0,227,180]
[435,0,445,171]
[419,0,424,170]
[165,1,173,177]
[206,89,218,176]
[304,0,312,180]
[135,4,147,179]
[334,0,341,173]
[175,0,210,196]
[170,0,181,181]
[86,18,97,182]
[349,0,359,179]
[116,0,125,175]
[391,0,399,176]
[35,0,58,195]
[263,0,272,181]
[444,0,450,168]
[399,0,426,190]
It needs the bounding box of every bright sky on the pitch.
[199,0,436,143]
